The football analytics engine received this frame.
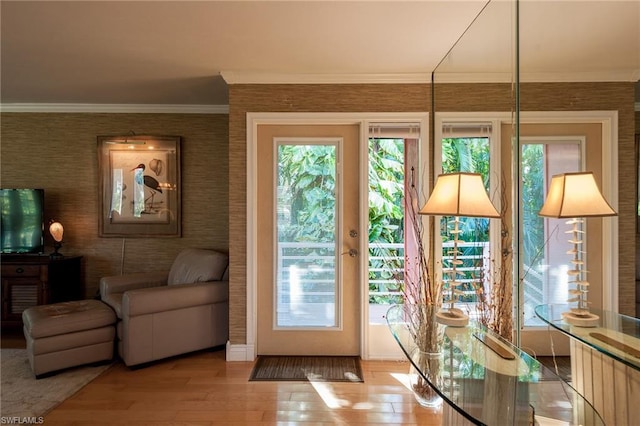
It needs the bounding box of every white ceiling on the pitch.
[1,0,639,108]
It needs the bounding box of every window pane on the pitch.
[368,137,406,323]
[441,137,491,307]
[276,143,337,328]
[522,143,580,326]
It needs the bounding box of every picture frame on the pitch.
[98,135,181,237]
[637,133,640,233]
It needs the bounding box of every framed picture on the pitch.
[637,133,640,232]
[98,135,181,237]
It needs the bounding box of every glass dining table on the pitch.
[386,304,604,426]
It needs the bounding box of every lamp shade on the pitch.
[538,172,617,218]
[419,172,500,218]
[49,221,64,242]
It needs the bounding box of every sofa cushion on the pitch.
[168,248,228,285]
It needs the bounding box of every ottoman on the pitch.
[22,299,116,378]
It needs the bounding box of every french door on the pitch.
[256,124,360,355]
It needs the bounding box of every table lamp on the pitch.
[420,172,500,327]
[49,220,64,258]
[538,171,616,327]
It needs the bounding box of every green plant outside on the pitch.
[441,138,491,302]
[277,139,546,306]
[368,138,405,304]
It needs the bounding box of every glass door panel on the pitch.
[366,122,422,325]
[521,140,581,326]
[367,137,405,323]
[440,136,492,311]
[276,142,339,328]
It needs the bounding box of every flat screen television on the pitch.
[0,189,45,254]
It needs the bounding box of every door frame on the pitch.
[236,112,429,362]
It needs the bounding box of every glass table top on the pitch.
[386,304,604,426]
[535,304,640,371]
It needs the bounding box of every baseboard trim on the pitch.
[226,341,255,362]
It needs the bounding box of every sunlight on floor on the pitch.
[390,372,415,392]
[308,380,350,409]
[307,371,414,412]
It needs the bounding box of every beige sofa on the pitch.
[100,248,229,367]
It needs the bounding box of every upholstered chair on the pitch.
[100,248,229,367]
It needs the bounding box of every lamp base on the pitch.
[436,308,468,327]
[562,311,599,327]
[50,246,63,259]
[50,242,63,259]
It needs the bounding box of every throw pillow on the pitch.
[168,248,228,285]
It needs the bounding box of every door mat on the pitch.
[249,355,364,382]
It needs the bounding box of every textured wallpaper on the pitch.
[228,82,636,344]
[0,113,229,298]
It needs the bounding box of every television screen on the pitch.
[0,189,45,254]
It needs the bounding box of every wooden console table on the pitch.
[1,255,83,329]
[535,304,640,426]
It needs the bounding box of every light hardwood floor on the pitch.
[2,330,442,425]
[45,350,442,425]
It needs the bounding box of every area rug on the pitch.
[249,355,363,382]
[0,348,112,418]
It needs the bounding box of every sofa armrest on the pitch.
[123,280,229,317]
[100,272,169,318]
[100,271,168,296]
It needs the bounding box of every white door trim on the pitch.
[227,112,429,362]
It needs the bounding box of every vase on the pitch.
[408,349,443,408]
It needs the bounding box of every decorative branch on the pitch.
[476,174,513,342]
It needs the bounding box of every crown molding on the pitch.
[435,70,640,84]
[222,70,640,85]
[220,71,430,85]
[432,72,513,83]
[520,70,640,83]
[0,103,229,114]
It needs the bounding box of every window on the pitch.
[521,139,582,326]
[438,123,495,313]
[276,141,339,328]
[367,122,421,324]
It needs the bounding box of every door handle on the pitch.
[344,230,358,256]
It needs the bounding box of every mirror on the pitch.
[430,0,518,340]
[519,0,638,322]
[430,0,639,338]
